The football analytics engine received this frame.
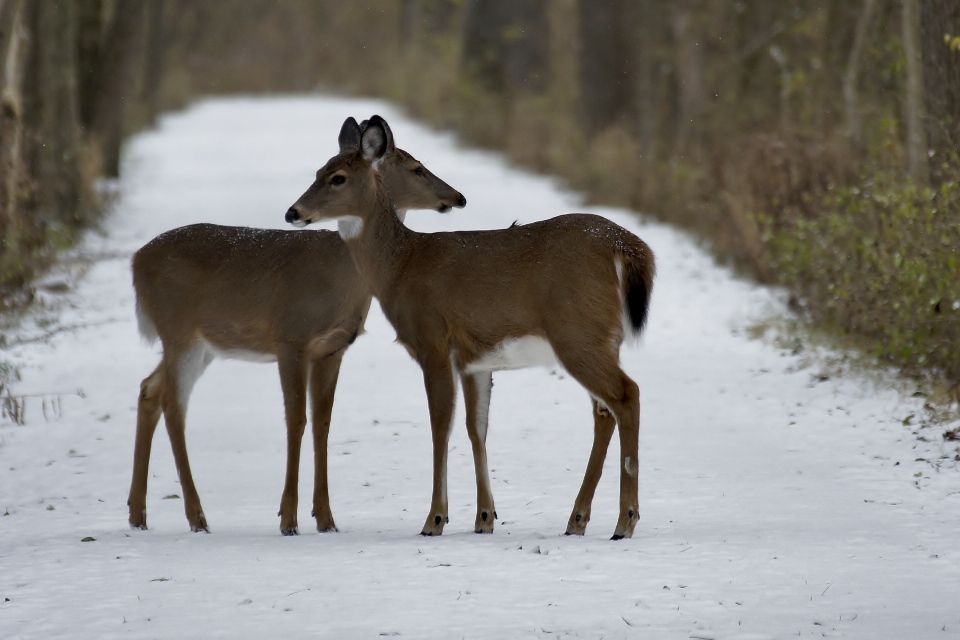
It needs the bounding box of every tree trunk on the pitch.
[141,0,166,124]
[22,0,81,225]
[671,4,704,153]
[920,0,960,182]
[902,0,928,185]
[578,0,630,136]
[89,0,145,177]
[843,0,877,152]
[0,0,26,250]
[76,0,102,131]
[631,0,667,162]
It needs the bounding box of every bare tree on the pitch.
[902,0,928,185]
[89,0,145,177]
[671,3,704,152]
[578,0,631,135]
[920,0,960,182]
[843,0,877,152]
[21,0,82,225]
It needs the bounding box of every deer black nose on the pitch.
[285,207,300,224]
[456,194,467,208]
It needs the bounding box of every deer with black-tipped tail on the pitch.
[286,116,654,539]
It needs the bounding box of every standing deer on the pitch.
[128,118,466,534]
[285,116,654,539]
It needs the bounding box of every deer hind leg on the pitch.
[420,357,458,536]
[161,341,213,532]
[308,352,344,533]
[556,347,640,540]
[462,372,496,533]
[565,398,616,536]
[128,363,165,530]
[277,347,309,536]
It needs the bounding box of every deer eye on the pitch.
[414,167,425,177]
[331,175,346,186]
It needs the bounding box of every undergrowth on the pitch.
[763,173,960,395]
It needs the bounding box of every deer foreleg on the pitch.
[420,358,457,536]
[308,353,343,533]
[277,347,308,535]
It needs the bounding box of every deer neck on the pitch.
[342,177,415,298]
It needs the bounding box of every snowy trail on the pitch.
[1,96,958,639]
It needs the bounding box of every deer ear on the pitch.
[367,115,395,154]
[338,117,362,152]
[360,120,388,165]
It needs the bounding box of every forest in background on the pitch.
[1,0,959,393]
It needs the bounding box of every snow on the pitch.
[1,96,959,639]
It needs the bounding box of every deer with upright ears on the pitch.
[286,116,654,539]
[128,117,466,535]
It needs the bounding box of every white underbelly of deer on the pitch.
[463,336,559,374]
[203,340,278,363]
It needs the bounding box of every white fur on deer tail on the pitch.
[614,257,636,346]
[135,299,159,345]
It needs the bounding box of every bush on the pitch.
[764,173,960,389]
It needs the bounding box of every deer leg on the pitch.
[420,358,457,536]
[555,340,641,540]
[128,363,165,530]
[277,347,308,536]
[604,373,641,540]
[161,342,212,532]
[565,398,616,536]
[462,372,496,533]
[308,352,344,533]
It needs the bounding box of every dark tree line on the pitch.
[0,0,159,295]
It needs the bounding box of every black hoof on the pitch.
[316,526,338,533]
[420,531,437,537]
[610,534,624,541]
[281,528,299,536]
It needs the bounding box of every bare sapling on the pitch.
[286,116,654,539]
[128,118,466,534]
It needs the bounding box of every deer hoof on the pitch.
[280,527,299,536]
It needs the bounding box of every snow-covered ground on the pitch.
[1,96,958,639]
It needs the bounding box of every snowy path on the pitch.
[1,96,958,639]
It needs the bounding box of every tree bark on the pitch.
[89,0,145,177]
[578,0,630,135]
[631,0,667,161]
[21,0,81,225]
[671,3,704,152]
[76,0,102,130]
[920,0,960,182]
[843,0,877,152]
[141,0,166,124]
[902,0,928,185]
[0,0,25,246]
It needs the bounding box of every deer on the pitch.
[127,118,466,535]
[285,116,655,540]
